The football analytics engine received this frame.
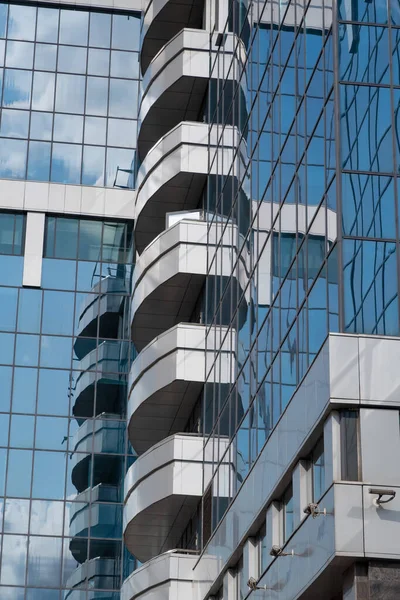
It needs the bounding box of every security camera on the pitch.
[303,502,327,518]
[247,577,271,592]
[270,545,282,557]
[247,577,260,591]
[368,487,396,507]
[269,545,294,557]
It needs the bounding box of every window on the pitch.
[0,212,25,255]
[312,437,325,501]
[341,410,360,481]
[258,522,268,573]
[282,483,294,542]
[0,5,140,188]
[44,216,132,264]
[203,484,212,547]
[236,555,248,600]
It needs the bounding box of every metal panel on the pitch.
[22,211,45,288]
[360,408,400,485]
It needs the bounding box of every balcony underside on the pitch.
[141,0,204,73]
[127,323,235,454]
[73,378,126,423]
[123,434,205,562]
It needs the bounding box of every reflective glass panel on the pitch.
[107,118,136,148]
[90,11,111,48]
[55,74,85,114]
[53,114,84,144]
[59,9,89,45]
[30,112,53,141]
[0,287,17,331]
[58,45,87,74]
[8,4,36,40]
[1,109,29,138]
[1,535,28,585]
[86,76,108,116]
[17,289,42,334]
[112,14,139,50]
[109,79,137,118]
[34,44,57,71]
[27,141,51,181]
[36,7,59,43]
[32,71,55,111]
[82,145,105,186]
[51,143,82,184]
[0,138,27,179]
[84,116,106,145]
[110,50,139,78]
[3,69,32,108]
[88,48,110,75]
[5,41,34,69]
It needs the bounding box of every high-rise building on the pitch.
[0,3,141,600]
[2,0,400,599]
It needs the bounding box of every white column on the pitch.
[23,212,45,288]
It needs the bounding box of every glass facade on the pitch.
[0,4,140,188]
[0,212,135,599]
[192,0,400,553]
[201,0,338,541]
[339,0,400,335]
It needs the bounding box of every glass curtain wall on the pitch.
[0,212,135,600]
[339,0,400,335]
[202,0,338,542]
[0,4,140,188]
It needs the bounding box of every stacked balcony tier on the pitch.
[128,322,235,454]
[134,121,247,254]
[141,0,205,73]
[137,28,247,162]
[131,218,247,351]
[123,433,230,562]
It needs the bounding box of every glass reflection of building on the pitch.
[123,0,400,599]
[0,2,140,600]
[3,0,400,598]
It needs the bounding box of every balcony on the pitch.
[127,323,235,455]
[69,484,121,539]
[131,218,247,352]
[72,342,129,422]
[141,0,204,73]
[124,433,230,562]
[121,549,198,600]
[134,121,247,254]
[70,416,125,494]
[74,276,126,357]
[64,557,119,599]
[137,28,246,161]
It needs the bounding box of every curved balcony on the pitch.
[134,121,247,254]
[65,557,119,600]
[69,484,120,539]
[127,323,235,455]
[131,218,247,352]
[124,433,230,562]
[121,549,198,600]
[72,342,128,422]
[137,28,247,161]
[74,276,126,357]
[70,416,125,493]
[141,0,204,73]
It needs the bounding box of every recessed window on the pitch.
[282,483,294,542]
[312,437,325,501]
[0,212,25,255]
[341,410,360,481]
